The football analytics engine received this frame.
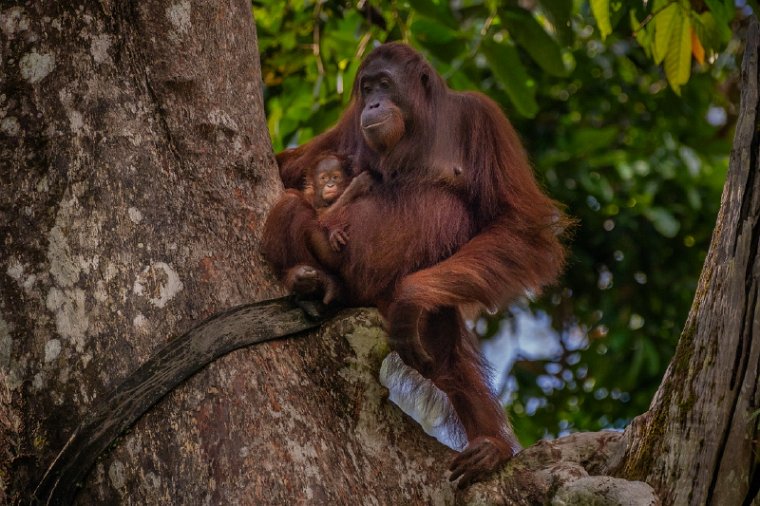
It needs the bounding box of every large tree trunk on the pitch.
[0,2,452,504]
[617,20,760,506]
[0,0,277,501]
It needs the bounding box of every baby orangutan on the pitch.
[262,154,375,308]
[304,155,349,213]
[304,154,373,252]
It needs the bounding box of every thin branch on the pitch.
[633,0,679,35]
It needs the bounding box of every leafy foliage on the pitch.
[253,1,748,443]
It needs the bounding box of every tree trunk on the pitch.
[617,20,760,506]
[0,1,452,504]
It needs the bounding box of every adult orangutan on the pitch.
[261,43,567,487]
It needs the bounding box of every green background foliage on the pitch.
[253,0,750,444]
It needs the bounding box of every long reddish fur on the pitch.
[273,44,565,312]
[262,42,567,481]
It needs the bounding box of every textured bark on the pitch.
[0,0,282,502]
[618,20,760,506]
[0,2,473,504]
[459,431,658,505]
[34,297,321,504]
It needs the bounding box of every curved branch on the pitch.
[33,297,323,506]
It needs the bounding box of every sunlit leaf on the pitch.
[663,13,692,94]
[266,97,283,151]
[590,0,612,40]
[539,0,573,44]
[653,2,678,65]
[631,10,653,58]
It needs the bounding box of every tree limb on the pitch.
[33,297,323,506]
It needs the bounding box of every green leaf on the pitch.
[407,0,457,28]
[590,0,612,40]
[539,0,573,44]
[645,207,680,238]
[698,8,732,47]
[704,0,731,25]
[609,0,630,29]
[266,97,284,151]
[653,2,678,65]
[499,7,569,77]
[631,11,653,58]
[481,39,538,118]
[663,13,692,94]
[342,57,362,105]
[569,127,619,155]
[692,12,722,53]
[410,16,459,45]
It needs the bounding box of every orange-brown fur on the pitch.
[262,43,568,487]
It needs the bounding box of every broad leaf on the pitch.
[539,0,573,44]
[653,2,678,65]
[692,11,723,53]
[704,0,732,25]
[591,0,612,40]
[499,7,569,77]
[663,13,692,94]
[481,39,539,118]
[407,0,457,28]
[631,11,653,58]
[410,16,459,45]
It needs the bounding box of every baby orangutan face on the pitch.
[314,156,346,206]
